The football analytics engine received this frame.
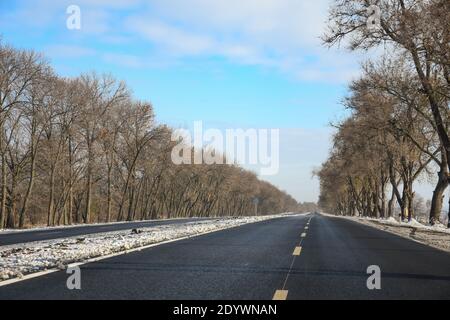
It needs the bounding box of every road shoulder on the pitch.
[320,213,450,253]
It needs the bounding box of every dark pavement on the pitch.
[0,214,449,300]
[0,218,211,246]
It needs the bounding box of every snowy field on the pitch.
[0,213,298,282]
[323,213,450,252]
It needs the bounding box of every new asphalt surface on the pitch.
[1,213,449,300]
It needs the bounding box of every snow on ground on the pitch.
[322,213,450,252]
[357,216,450,234]
[0,213,298,282]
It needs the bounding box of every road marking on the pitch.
[276,216,311,298]
[305,226,309,230]
[273,290,288,301]
[0,269,60,287]
[293,246,302,256]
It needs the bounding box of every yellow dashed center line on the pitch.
[273,290,289,300]
[293,246,302,256]
[273,218,313,300]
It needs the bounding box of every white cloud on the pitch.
[149,0,328,48]
[5,0,363,83]
[123,0,361,83]
[128,19,215,56]
[4,0,141,33]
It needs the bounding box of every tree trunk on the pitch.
[380,184,386,219]
[7,175,17,229]
[19,152,36,228]
[85,171,92,224]
[85,147,93,224]
[126,187,134,221]
[429,159,448,225]
[106,165,112,222]
[447,196,450,228]
[68,135,74,225]
[407,182,415,222]
[387,187,396,218]
[0,151,6,229]
[401,185,408,222]
[389,160,403,218]
[47,166,55,226]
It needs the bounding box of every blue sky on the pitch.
[0,0,366,202]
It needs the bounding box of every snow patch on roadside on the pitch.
[386,217,398,224]
[0,214,297,282]
[361,216,450,234]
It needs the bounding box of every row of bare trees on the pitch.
[317,0,449,226]
[0,41,301,229]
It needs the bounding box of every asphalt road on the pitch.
[1,213,449,300]
[0,218,212,246]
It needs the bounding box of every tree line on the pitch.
[0,40,303,229]
[317,0,449,227]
